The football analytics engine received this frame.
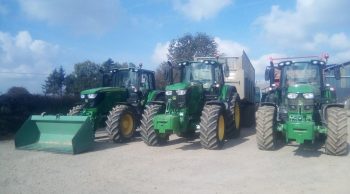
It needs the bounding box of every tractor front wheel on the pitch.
[325,107,348,156]
[199,104,226,149]
[140,104,166,146]
[256,106,276,150]
[105,105,136,143]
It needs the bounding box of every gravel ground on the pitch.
[1,127,350,194]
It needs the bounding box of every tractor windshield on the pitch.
[112,70,137,88]
[183,62,213,84]
[281,62,320,87]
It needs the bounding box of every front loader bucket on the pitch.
[15,115,94,154]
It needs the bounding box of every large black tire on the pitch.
[105,105,136,143]
[225,94,241,139]
[199,104,226,149]
[140,104,166,146]
[325,107,348,156]
[67,105,83,116]
[256,106,276,150]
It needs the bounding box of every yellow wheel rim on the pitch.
[218,115,225,141]
[121,113,134,137]
[234,103,240,129]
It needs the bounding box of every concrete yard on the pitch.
[1,128,350,194]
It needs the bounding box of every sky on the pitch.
[0,0,350,94]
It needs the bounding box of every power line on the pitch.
[0,72,48,76]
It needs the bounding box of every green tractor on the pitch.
[140,60,241,149]
[257,57,349,155]
[15,66,164,154]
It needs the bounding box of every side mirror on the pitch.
[166,61,173,84]
[334,67,341,80]
[223,64,230,77]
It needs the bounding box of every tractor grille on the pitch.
[288,94,314,111]
[165,92,186,108]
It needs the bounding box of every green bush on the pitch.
[0,94,79,135]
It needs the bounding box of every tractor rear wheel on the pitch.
[105,105,136,143]
[140,104,166,146]
[199,104,226,149]
[225,94,241,139]
[67,105,83,116]
[256,106,276,150]
[325,107,348,156]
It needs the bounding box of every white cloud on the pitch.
[174,0,232,21]
[302,33,350,52]
[214,37,247,56]
[151,41,170,65]
[0,31,60,93]
[256,0,350,45]
[18,0,120,35]
[255,0,350,64]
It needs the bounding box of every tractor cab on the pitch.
[172,60,228,101]
[179,61,225,88]
[109,67,156,94]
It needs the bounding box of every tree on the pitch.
[167,32,217,63]
[101,58,131,73]
[42,66,65,96]
[64,61,101,96]
[6,87,30,97]
[154,62,168,89]
[154,32,218,88]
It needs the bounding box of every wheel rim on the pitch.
[121,113,134,137]
[234,103,240,129]
[218,115,225,141]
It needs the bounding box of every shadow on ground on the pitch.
[90,130,142,152]
[176,126,256,151]
[291,142,349,157]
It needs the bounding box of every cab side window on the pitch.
[214,65,223,84]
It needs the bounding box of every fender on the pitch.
[146,90,165,103]
[205,100,226,111]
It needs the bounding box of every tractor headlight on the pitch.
[176,90,186,95]
[303,93,314,99]
[287,93,298,99]
[80,94,85,99]
[88,94,97,99]
[165,91,173,95]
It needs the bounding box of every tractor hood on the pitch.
[165,82,190,91]
[287,84,314,94]
[81,87,127,95]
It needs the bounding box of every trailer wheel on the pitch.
[199,104,226,149]
[226,94,241,139]
[256,106,276,150]
[325,107,348,156]
[140,104,166,146]
[67,105,83,116]
[106,105,136,143]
